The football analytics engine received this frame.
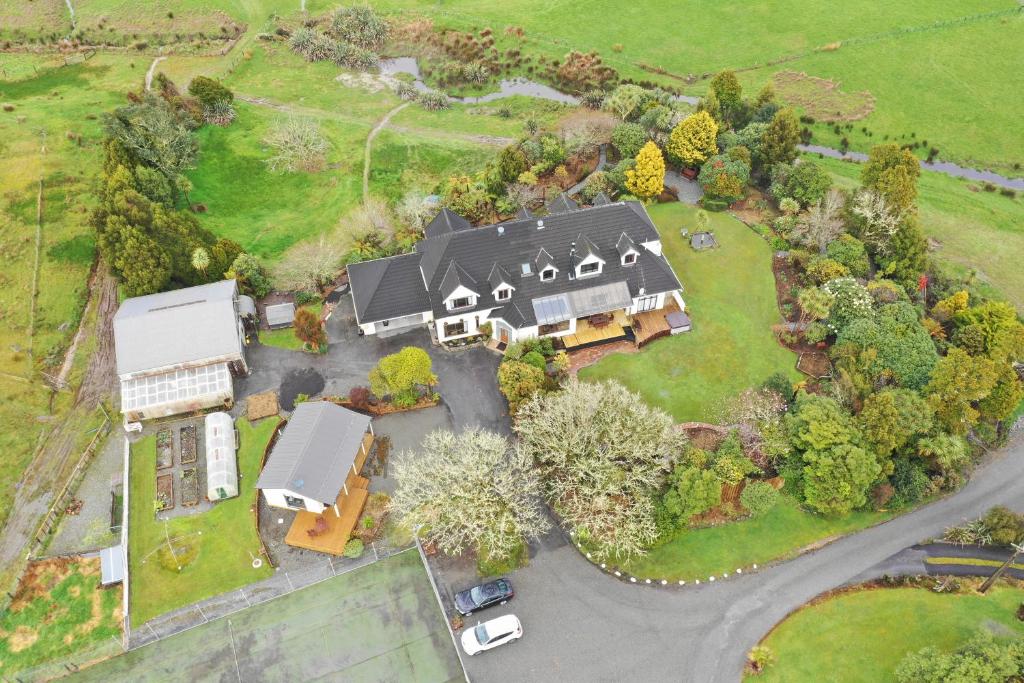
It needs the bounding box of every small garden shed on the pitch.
[205,412,238,501]
[265,302,296,329]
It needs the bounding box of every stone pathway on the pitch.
[664,169,703,204]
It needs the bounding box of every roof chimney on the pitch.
[537,219,544,229]
[497,225,505,236]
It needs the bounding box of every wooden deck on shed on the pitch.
[284,476,370,555]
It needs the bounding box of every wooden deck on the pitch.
[631,300,680,347]
[561,310,630,349]
[284,475,370,555]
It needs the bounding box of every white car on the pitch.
[460,614,522,655]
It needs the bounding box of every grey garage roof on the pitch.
[348,252,432,325]
[114,280,242,377]
[265,302,296,328]
[256,401,372,504]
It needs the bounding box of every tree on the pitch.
[611,122,648,159]
[190,247,210,274]
[785,393,879,515]
[826,235,870,278]
[982,506,1024,545]
[264,117,330,173]
[369,346,436,403]
[104,94,198,192]
[770,161,831,208]
[391,429,549,561]
[274,234,341,293]
[516,380,687,560]
[187,76,233,107]
[925,347,999,434]
[953,301,1024,362]
[858,389,933,460]
[496,144,528,184]
[821,277,874,334]
[709,71,743,124]
[797,287,834,330]
[603,84,646,121]
[916,433,970,484]
[293,307,326,351]
[740,480,779,517]
[876,216,927,290]
[978,363,1024,423]
[666,111,719,167]
[791,189,845,253]
[226,252,273,298]
[625,141,665,202]
[760,108,800,167]
[659,466,721,529]
[861,143,920,214]
[698,154,750,203]
[850,189,900,255]
[835,302,938,389]
[895,631,1023,683]
[497,360,546,415]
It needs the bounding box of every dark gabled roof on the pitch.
[417,231,453,285]
[495,300,534,328]
[546,193,578,214]
[616,231,637,256]
[535,247,557,272]
[516,206,533,220]
[488,262,513,291]
[576,233,602,262]
[439,259,476,300]
[591,192,611,206]
[348,252,431,324]
[424,207,472,239]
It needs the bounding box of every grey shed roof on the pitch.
[546,193,578,214]
[256,401,372,504]
[99,544,125,585]
[113,280,242,377]
[265,302,296,327]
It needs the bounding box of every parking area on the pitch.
[78,550,464,682]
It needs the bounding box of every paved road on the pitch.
[460,434,1024,682]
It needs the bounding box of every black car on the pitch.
[454,578,514,616]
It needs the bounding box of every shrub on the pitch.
[497,360,545,414]
[891,457,930,508]
[521,350,547,372]
[806,257,849,285]
[294,290,320,306]
[611,122,647,158]
[264,117,329,173]
[348,385,370,408]
[803,322,828,344]
[982,506,1024,545]
[225,253,273,298]
[747,646,775,675]
[342,538,365,558]
[778,197,800,216]
[698,154,750,203]
[826,235,870,278]
[740,481,779,517]
[477,536,527,576]
[330,5,389,49]
[202,101,236,126]
[187,75,233,107]
[419,91,449,111]
[769,161,831,207]
[822,277,873,334]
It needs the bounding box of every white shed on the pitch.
[205,412,238,501]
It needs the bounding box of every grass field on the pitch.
[128,419,276,625]
[78,550,463,682]
[622,496,888,581]
[750,584,1024,682]
[579,203,798,423]
[373,0,1023,175]
[0,557,122,678]
[811,154,1024,309]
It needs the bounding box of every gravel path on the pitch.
[46,434,122,556]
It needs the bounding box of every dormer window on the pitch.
[541,268,556,282]
[450,296,473,309]
[496,288,511,301]
[580,262,600,275]
[623,252,637,265]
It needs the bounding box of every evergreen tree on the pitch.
[666,111,719,167]
[760,108,801,167]
[625,141,666,202]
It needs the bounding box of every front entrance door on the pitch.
[499,326,509,344]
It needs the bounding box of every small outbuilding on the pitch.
[205,412,238,501]
[690,231,718,250]
[265,302,296,329]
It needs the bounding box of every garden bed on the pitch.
[156,473,174,512]
[771,253,802,323]
[179,425,197,465]
[156,429,173,470]
[796,351,832,379]
[180,468,200,507]
[329,395,440,416]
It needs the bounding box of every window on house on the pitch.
[541,268,555,281]
[284,494,305,509]
[539,320,570,335]
[450,296,473,309]
[579,262,600,275]
[496,288,511,301]
[636,295,658,312]
[623,252,637,265]
[444,320,467,337]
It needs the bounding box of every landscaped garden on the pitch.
[128,418,276,625]
[579,202,799,423]
[0,557,122,678]
[747,582,1024,681]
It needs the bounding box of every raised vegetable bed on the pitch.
[156,473,174,511]
[180,467,200,507]
[179,424,197,465]
[156,429,173,470]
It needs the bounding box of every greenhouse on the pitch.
[205,412,239,501]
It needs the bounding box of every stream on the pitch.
[379,57,1020,190]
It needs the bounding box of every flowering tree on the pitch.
[391,429,549,561]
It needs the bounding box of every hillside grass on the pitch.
[579,202,799,422]
[373,0,1023,174]
[128,419,275,625]
[750,584,1024,682]
[810,154,1024,310]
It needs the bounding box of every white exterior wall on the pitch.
[435,307,496,342]
[626,291,667,315]
[262,488,326,514]
[358,311,433,336]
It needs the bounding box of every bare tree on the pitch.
[396,191,436,232]
[274,234,342,293]
[851,189,901,255]
[791,188,845,254]
[506,182,544,210]
[264,116,330,173]
[391,429,550,561]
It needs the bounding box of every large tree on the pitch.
[516,380,687,560]
[791,189,845,254]
[858,388,933,462]
[709,70,743,125]
[293,308,326,351]
[274,234,341,293]
[103,94,198,192]
[760,108,800,167]
[625,141,665,202]
[391,429,549,562]
[666,111,718,167]
[925,347,998,434]
[369,346,437,403]
[861,143,920,214]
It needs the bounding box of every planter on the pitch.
[179,424,197,464]
[156,429,173,470]
[180,467,200,507]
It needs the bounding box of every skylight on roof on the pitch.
[521,263,532,275]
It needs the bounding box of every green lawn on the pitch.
[374,0,1022,175]
[128,418,276,625]
[751,585,1024,682]
[812,153,1024,310]
[78,550,463,682]
[623,496,888,581]
[0,557,122,678]
[579,203,798,423]
[258,302,322,351]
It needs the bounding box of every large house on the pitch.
[114,280,252,422]
[348,195,686,348]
